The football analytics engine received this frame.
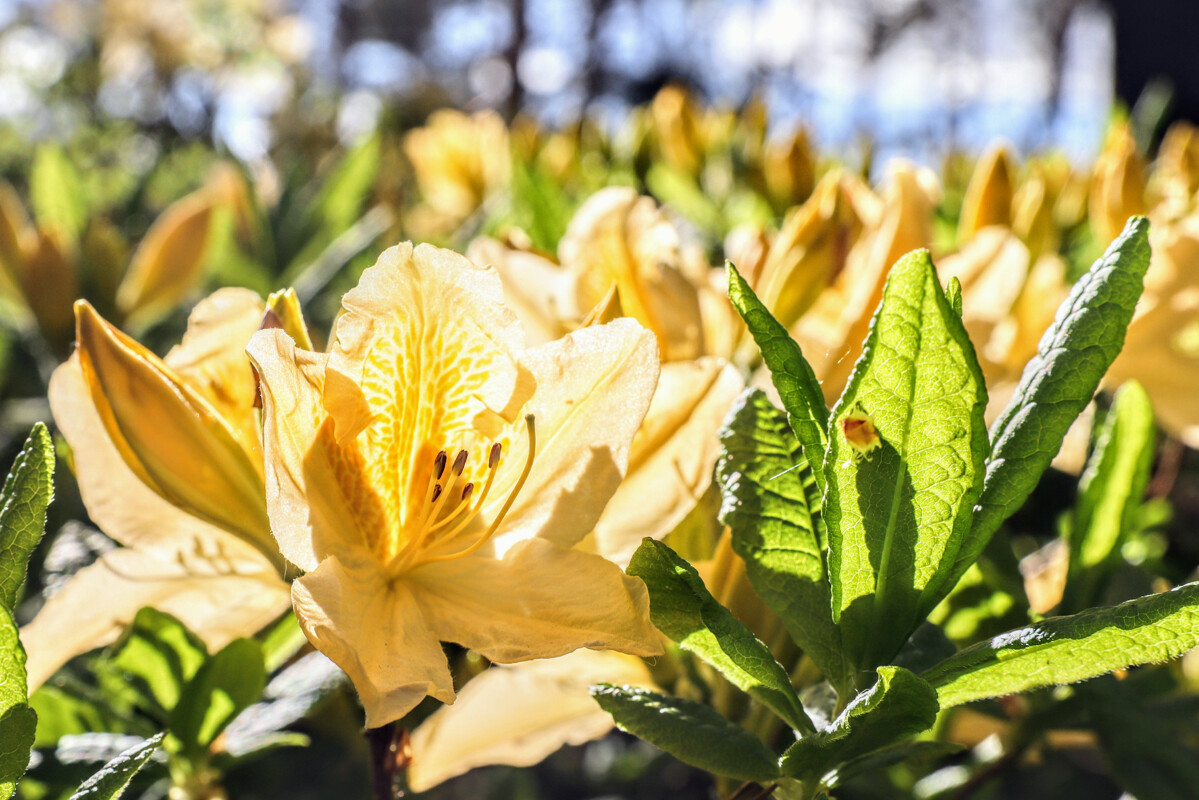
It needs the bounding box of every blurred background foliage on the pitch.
[5,1,1199,799]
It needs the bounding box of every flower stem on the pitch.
[365,722,411,800]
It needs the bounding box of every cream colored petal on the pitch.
[467,237,577,346]
[413,537,662,663]
[292,555,454,728]
[488,318,659,553]
[793,161,934,402]
[48,356,263,562]
[21,548,289,691]
[755,173,862,331]
[408,650,655,791]
[938,227,1031,376]
[247,328,371,572]
[164,288,266,456]
[559,188,702,361]
[591,358,743,567]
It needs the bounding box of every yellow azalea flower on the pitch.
[650,85,708,177]
[403,109,510,227]
[750,170,871,343]
[560,187,707,361]
[246,242,663,728]
[0,178,77,347]
[467,196,744,562]
[407,649,657,791]
[115,165,249,328]
[1152,121,1199,218]
[791,161,938,403]
[760,127,817,209]
[406,524,784,792]
[23,290,291,689]
[1107,215,1199,445]
[0,165,236,348]
[1090,120,1148,246]
[957,143,1015,242]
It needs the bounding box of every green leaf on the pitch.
[111,609,207,715]
[923,581,1199,708]
[823,249,988,673]
[945,277,963,317]
[507,158,575,252]
[283,135,382,277]
[170,638,265,753]
[68,733,163,800]
[30,145,87,244]
[29,686,123,748]
[259,612,306,673]
[1088,678,1199,800]
[314,134,380,236]
[0,423,55,611]
[627,538,812,733]
[590,684,779,783]
[645,164,724,235]
[1063,381,1156,612]
[0,606,35,800]
[956,217,1151,592]
[726,262,829,491]
[824,741,963,788]
[716,389,847,689]
[779,667,939,783]
[890,622,957,676]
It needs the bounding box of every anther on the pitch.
[431,484,442,503]
[461,483,474,502]
[489,442,502,469]
[433,450,447,480]
[452,449,468,475]
[422,414,537,564]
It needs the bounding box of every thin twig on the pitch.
[1147,437,1186,499]
[365,723,411,800]
[721,781,758,800]
[747,782,779,800]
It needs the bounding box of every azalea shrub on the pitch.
[3,88,1199,800]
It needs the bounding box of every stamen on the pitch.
[424,414,536,564]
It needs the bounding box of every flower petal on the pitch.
[467,236,576,346]
[487,318,659,553]
[21,548,289,691]
[48,356,263,562]
[116,187,215,326]
[407,650,655,791]
[589,358,743,566]
[291,555,454,728]
[72,300,271,549]
[559,188,703,360]
[164,287,266,456]
[247,329,372,572]
[412,537,662,663]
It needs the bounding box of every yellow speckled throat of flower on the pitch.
[246,241,665,728]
